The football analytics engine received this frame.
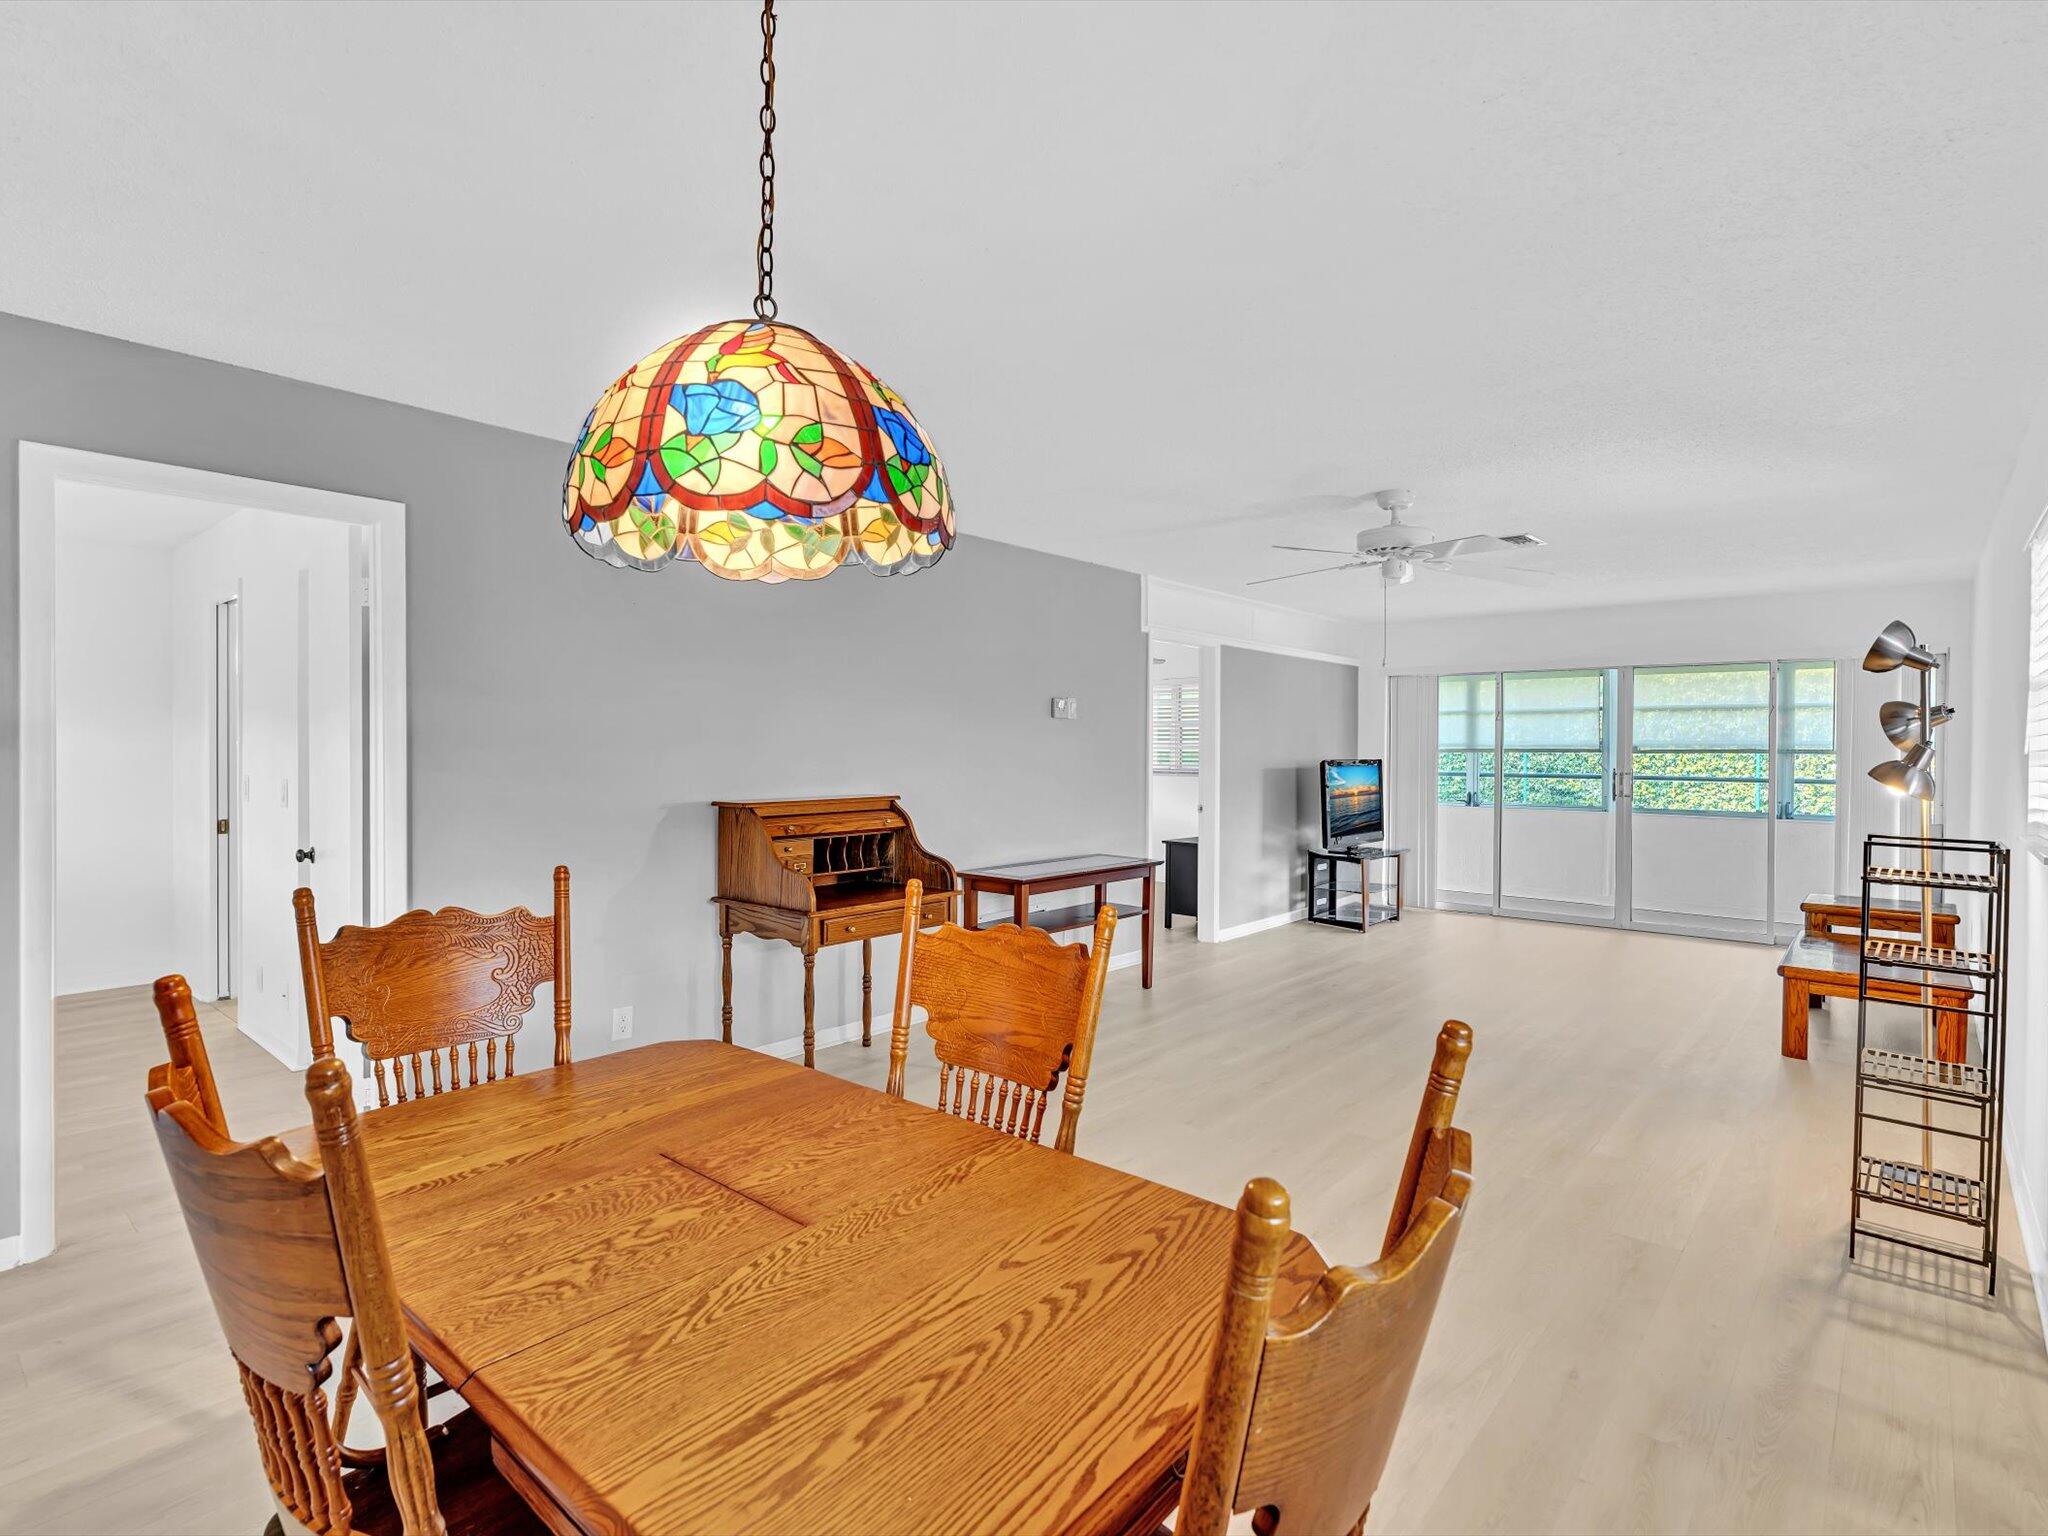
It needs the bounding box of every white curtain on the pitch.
[1387,673,1439,907]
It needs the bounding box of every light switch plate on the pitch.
[1051,696,1079,720]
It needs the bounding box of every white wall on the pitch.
[170,508,357,1069]
[1965,385,2048,1335]
[52,542,180,993]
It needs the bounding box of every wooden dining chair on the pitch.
[294,867,571,1107]
[1172,1020,1475,1536]
[145,975,545,1536]
[885,876,1116,1153]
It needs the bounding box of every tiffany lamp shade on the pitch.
[562,319,955,582]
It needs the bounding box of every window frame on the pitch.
[2027,516,2048,857]
[1150,680,1200,777]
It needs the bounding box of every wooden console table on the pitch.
[714,796,956,1067]
[959,854,1158,987]
[1799,891,1958,946]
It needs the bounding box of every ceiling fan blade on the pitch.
[1246,562,1369,586]
[1427,562,1554,587]
[1270,543,1358,556]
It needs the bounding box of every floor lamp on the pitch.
[1862,620,1948,1165]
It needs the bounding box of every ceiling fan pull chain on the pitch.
[754,0,778,322]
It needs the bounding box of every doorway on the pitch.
[16,444,410,1269]
[1433,659,1843,942]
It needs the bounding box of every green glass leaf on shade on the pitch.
[628,505,676,550]
[792,446,824,479]
[793,422,823,449]
[759,439,778,475]
[701,458,722,488]
[885,460,910,496]
[593,425,614,454]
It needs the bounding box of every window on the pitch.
[1437,674,1496,805]
[1501,670,1608,809]
[1777,661,1836,819]
[1151,681,1199,775]
[1631,664,1770,814]
[2029,527,2048,850]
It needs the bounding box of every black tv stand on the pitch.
[1306,846,1405,931]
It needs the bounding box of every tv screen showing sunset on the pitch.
[1324,761,1383,839]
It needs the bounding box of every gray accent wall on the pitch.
[0,312,1146,1245]
[1217,646,1361,931]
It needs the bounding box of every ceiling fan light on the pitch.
[1863,619,1937,674]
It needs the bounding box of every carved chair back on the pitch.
[296,867,571,1107]
[1177,1020,1476,1536]
[885,877,1116,1153]
[146,975,446,1536]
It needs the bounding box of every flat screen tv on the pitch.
[1321,759,1384,850]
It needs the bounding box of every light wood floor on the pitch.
[3,912,2044,1535]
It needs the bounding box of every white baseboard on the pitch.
[1107,949,1143,973]
[2007,1143,2048,1359]
[0,1234,20,1271]
[1211,906,1307,943]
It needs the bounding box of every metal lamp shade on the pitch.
[1868,742,1937,801]
[1879,699,1955,749]
[1863,619,1938,673]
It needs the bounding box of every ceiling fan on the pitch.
[1248,490,1550,588]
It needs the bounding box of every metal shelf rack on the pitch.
[1850,833,2010,1290]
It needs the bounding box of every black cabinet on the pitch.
[1163,837,1198,928]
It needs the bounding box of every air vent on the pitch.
[1502,533,1545,547]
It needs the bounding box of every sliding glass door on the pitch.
[1498,670,1616,922]
[1625,664,1773,939]
[1431,659,1839,939]
[1435,674,1497,913]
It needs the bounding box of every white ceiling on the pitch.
[4,1,2045,620]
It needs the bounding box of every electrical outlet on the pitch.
[611,1005,633,1042]
[1051,696,1079,720]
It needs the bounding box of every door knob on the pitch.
[295,847,316,864]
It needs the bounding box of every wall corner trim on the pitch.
[2006,1140,2048,1362]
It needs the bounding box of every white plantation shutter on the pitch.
[1151,682,1200,774]
[2028,528,2048,850]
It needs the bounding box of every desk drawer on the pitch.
[821,896,950,945]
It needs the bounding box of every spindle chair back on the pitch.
[295,867,571,1107]
[146,975,445,1536]
[1175,1020,1475,1536]
[885,877,1116,1153]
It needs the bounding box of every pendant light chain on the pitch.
[754,0,778,321]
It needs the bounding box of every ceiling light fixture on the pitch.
[561,0,955,583]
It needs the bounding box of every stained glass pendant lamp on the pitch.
[561,0,954,583]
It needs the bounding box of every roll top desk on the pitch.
[714,796,957,1066]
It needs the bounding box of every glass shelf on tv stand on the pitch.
[1307,846,1406,931]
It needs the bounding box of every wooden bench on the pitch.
[1800,892,1957,946]
[1778,933,1971,1061]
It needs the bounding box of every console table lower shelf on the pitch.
[1306,847,1405,932]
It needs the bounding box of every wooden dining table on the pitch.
[324,1040,1324,1536]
